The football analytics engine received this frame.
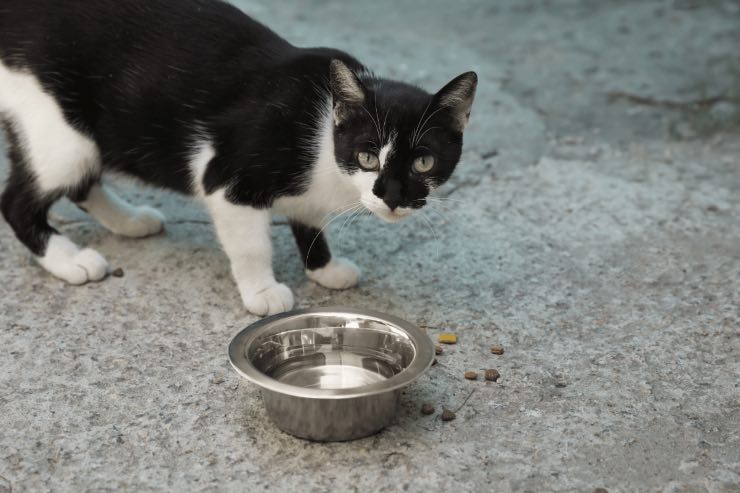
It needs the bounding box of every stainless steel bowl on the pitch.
[228,307,434,441]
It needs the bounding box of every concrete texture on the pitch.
[1,0,739,491]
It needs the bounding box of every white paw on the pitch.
[240,282,294,316]
[306,258,360,290]
[37,235,109,285]
[112,206,165,238]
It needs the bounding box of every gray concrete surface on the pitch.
[1,1,739,491]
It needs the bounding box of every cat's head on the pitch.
[329,60,477,222]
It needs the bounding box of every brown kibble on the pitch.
[111,268,124,278]
[435,344,443,355]
[593,489,609,493]
[490,345,505,355]
[484,369,500,382]
[706,205,719,213]
[438,333,457,344]
[440,409,456,421]
[464,371,478,380]
[420,403,435,415]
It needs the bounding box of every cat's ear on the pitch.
[329,59,366,125]
[434,71,478,132]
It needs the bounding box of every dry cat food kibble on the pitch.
[438,333,457,344]
[111,268,125,278]
[464,371,479,380]
[420,403,435,415]
[484,369,500,382]
[441,409,456,421]
[490,345,505,355]
[435,344,444,355]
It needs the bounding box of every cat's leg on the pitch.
[76,182,164,238]
[204,190,293,316]
[0,64,108,284]
[290,222,360,290]
[1,165,108,285]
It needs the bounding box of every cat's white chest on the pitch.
[271,165,359,227]
[271,109,361,227]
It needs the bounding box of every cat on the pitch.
[0,0,477,316]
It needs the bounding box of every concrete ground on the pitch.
[1,0,739,491]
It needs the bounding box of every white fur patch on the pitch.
[37,234,109,284]
[0,60,100,192]
[80,184,165,237]
[306,257,360,290]
[273,103,362,227]
[360,193,413,223]
[378,133,396,169]
[203,188,294,316]
[188,138,216,197]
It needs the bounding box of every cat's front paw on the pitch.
[306,258,360,290]
[240,282,294,316]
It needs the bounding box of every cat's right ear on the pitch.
[434,71,478,132]
[329,59,366,125]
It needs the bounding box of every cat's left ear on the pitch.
[329,59,367,125]
[434,71,478,132]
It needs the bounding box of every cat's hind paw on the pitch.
[306,258,360,290]
[240,282,294,316]
[110,206,165,238]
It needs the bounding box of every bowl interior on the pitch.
[248,314,417,390]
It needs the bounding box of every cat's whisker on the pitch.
[424,197,465,211]
[426,196,464,203]
[359,105,382,146]
[306,205,362,266]
[318,201,363,225]
[426,203,463,224]
[415,125,442,145]
[335,204,364,239]
[423,204,450,223]
[410,99,433,147]
[336,207,363,243]
[417,209,441,259]
[382,106,391,142]
[344,207,369,234]
[423,203,461,215]
[373,93,383,141]
[413,106,445,147]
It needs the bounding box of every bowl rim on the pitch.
[228,306,435,400]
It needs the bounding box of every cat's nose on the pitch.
[384,197,401,211]
[382,180,402,211]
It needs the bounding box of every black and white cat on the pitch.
[0,0,477,316]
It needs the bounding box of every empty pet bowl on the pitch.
[228,307,434,441]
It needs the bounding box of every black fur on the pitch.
[0,0,476,269]
[290,223,331,271]
[0,121,58,256]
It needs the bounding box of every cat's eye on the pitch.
[357,151,380,171]
[412,155,436,174]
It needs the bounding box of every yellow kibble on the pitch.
[438,333,457,344]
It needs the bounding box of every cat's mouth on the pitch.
[361,197,414,223]
[375,208,412,223]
